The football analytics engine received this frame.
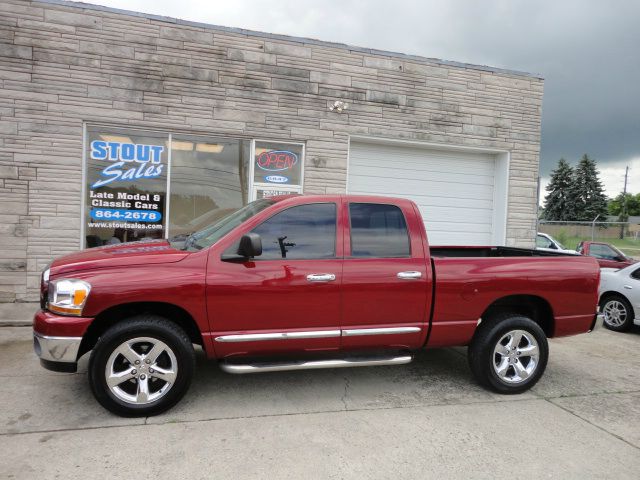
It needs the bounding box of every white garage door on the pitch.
[348,141,504,246]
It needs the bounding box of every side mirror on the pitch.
[238,233,262,258]
[614,255,626,262]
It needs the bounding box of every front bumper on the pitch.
[33,332,82,372]
[33,309,93,373]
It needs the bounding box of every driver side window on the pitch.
[631,268,640,280]
[588,244,617,260]
[536,235,553,249]
[249,203,337,260]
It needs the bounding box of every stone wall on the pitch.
[0,0,543,304]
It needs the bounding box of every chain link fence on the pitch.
[538,220,640,259]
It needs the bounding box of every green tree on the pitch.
[608,193,640,217]
[571,154,608,221]
[542,158,576,220]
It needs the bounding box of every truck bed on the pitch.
[430,246,576,258]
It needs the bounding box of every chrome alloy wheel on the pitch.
[105,337,178,405]
[602,300,628,327]
[492,329,540,384]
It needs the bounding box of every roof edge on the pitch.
[34,0,544,80]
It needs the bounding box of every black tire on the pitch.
[600,294,634,332]
[88,315,195,417]
[468,313,549,394]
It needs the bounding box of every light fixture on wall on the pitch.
[196,143,224,153]
[170,140,194,151]
[329,100,349,113]
[100,135,133,143]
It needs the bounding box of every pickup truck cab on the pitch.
[577,241,638,269]
[34,195,601,416]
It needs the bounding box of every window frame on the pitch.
[347,202,412,259]
[224,202,339,261]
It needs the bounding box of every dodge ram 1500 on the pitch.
[34,195,601,416]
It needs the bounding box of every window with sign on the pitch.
[84,127,169,248]
[84,127,252,248]
[251,141,304,200]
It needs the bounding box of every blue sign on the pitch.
[90,208,162,223]
[264,175,289,184]
[90,141,164,188]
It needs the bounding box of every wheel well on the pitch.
[599,291,626,304]
[599,291,634,314]
[78,302,203,358]
[481,295,554,337]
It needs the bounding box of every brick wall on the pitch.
[0,0,543,303]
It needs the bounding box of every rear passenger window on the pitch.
[349,203,410,258]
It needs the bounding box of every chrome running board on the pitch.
[219,355,413,374]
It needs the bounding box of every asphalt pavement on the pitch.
[1,322,639,479]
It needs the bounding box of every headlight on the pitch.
[47,279,91,316]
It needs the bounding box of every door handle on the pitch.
[624,285,633,289]
[307,273,336,282]
[397,271,422,280]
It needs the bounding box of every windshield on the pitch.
[179,199,275,251]
[608,244,627,259]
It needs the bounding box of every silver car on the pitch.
[598,263,640,331]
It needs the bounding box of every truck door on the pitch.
[206,201,344,357]
[340,200,431,350]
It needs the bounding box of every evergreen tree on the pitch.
[543,158,576,220]
[571,154,608,221]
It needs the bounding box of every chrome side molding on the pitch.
[219,355,413,374]
[215,330,341,343]
[342,326,421,337]
[214,326,421,342]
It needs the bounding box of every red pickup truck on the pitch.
[34,195,601,416]
[576,241,638,269]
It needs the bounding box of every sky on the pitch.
[84,0,640,200]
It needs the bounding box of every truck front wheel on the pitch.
[88,315,196,417]
[468,314,549,394]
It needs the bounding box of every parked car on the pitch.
[598,263,640,331]
[577,241,638,269]
[34,195,601,416]
[536,233,580,255]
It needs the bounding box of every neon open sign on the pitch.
[256,150,298,172]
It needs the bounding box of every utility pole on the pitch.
[620,166,630,239]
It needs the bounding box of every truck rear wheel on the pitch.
[468,314,548,394]
[88,315,195,417]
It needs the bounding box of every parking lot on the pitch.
[1,323,639,479]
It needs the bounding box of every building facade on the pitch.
[0,0,543,309]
